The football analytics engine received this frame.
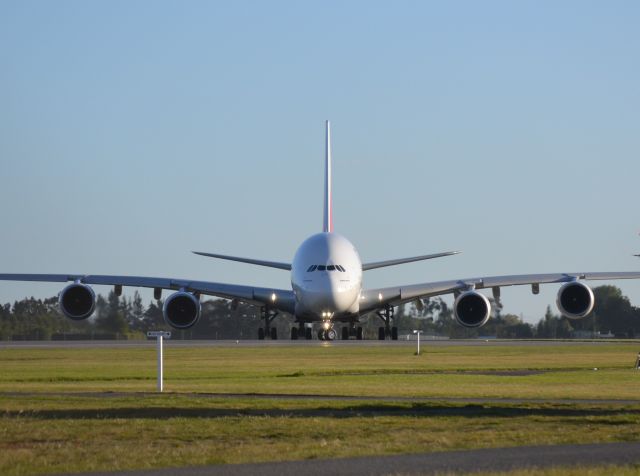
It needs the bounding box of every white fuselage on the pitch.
[291,233,363,321]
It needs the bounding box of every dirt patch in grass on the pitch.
[279,369,551,377]
[466,370,547,376]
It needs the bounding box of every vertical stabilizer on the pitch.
[323,120,333,233]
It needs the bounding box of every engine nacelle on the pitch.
[59,283,96,320]
[454,291,491,328]
[556,281,594,319]
[163,291,201,329]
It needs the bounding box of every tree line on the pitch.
[0,285,638,340]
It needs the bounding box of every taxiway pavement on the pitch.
[64,442,640,476]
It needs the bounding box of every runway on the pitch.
[2,338,635,349]
[66,442,640,475]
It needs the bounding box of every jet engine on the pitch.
[454,291,491,328]
[59,283,96,320]
[163,291,201,329]
[556,281,594,319]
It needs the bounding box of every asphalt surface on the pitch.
[2,338,635,349]
[62,442,640,476]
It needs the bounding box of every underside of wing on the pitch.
[360,271,640,314]
[0,273,295,313]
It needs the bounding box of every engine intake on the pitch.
[163,291,201,329]
[59,283,96,320]
[454,291,491,328]
[556,281,594,319]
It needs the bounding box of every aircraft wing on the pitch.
[359,271,640,313]
[362,251,461,271]
[0,274,295,313]
[191,252,291,270]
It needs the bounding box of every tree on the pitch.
[128,291,146,331]
[496,314,534,338]
[142,299,167,331]
[591,285,636,337]
[95,291,129,335]
[535,305,572,339]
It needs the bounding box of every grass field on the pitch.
[1,341,640,475]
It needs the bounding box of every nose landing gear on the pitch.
[318,326,338,341]
[292,323,313,340]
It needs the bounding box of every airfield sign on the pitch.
[147,331,171,339]
[147,331,171,392]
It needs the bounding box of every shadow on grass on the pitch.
[3,403,640,420]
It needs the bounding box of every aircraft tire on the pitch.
[258,328,265,340]
[342,327,349,340]
[318,329,325,340]
[378,327,386,340]
[305,327,312,340]
[356,327,363,340]
[391,327,398,340]
[270,328,278,340]
[326,328,337,341]
[291,327,298,340]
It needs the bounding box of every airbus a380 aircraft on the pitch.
[2,121,640,341]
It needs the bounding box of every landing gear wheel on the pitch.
[391,327,398,341]
[305,327,312,340]
[356,327,363,340]
[291,327,298,340]
[260,306,279,341]
[375,305,395,341]
[318,329,325,340]
[325,328,337,341]
[342,327,349,340]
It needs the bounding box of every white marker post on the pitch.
[413,330,423,356]
[147,331,171,392]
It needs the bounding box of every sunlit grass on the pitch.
[1,342,639,399]
[0,341,639,475]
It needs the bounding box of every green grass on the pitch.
[2,342,640,398]
[1,341,640,475]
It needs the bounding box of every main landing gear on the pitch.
[376,305,398,340]
[258,306,279,340]
[341,324,364,340]
[291,324,313,340]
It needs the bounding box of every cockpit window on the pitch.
[307,264,346,272]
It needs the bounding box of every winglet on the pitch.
[323,120,333,233]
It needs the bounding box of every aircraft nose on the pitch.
[302,273,357,312]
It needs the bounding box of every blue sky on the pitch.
[1,1,639,323]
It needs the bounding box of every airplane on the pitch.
[2,121,640,341]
